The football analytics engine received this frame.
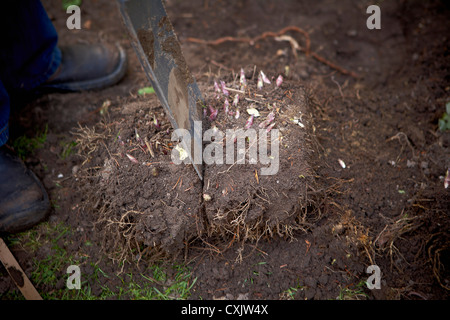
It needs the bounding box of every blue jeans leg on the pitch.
[0,0,61,147]
[0,81,10,147]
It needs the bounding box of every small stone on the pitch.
[406,160,416,168]
[236,293,249,300]
[347,29,357,37]
[72,165,80,175]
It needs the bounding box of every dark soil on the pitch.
[1,0,449,300]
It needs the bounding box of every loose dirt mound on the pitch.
[74,94,203,261]
[75,68,325,262]
[201,70,322,246]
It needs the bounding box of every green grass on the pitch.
[438,101,450,132]
[10,124,48,160]
[2,222,197,300]
[59,139,78,159]
[337,281,369,300]
[241,259,273,287]
[280,283,306,300]
[62,0,82,10]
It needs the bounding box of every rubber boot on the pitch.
[0,147,50,233]
[40,42,127,92]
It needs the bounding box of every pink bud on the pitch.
[220,80,229,96]
[244,115,254,129]
[260,71,271,84]
[208,105,218,121]
[258,111,275,129]
[276,75,283,87]
[214,80,220,93]
[153,118,161,129]
[233,94,239,107]
[126,153,139,164]
[266,122,276,133]
[257,73,263,90]
[224,98,230,113]
[240,68,247,88]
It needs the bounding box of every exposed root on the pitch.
[427,232,450,290]
[386,132,417,161]
[202,181,325,263]
[333,208,374,265]
[72,122,112,166]
[186,25,359,78]
[374,210,423,272]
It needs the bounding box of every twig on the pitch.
[172,176,182,190]
[244,97,264,104]
[144,137,155,158]
[102,141,120,167]
[387,132,416,159]
[311,52,359,78]
[211,60,234,72]
[224,87,245,94]
[331,75,344,98]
